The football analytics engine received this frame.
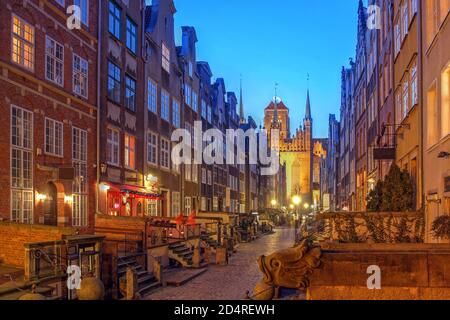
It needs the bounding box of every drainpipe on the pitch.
[95,0,102,216]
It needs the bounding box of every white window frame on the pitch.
[11,15,35,71]
[73,54,88,98]
[45,36,64,86]
[124,133,136,170]
[184,197,192,216]
[147,131,158,166]
[185,84,192,107]
[162,42,170,73]
[72,127,88,227]
[202,168,207,184]
[160,138,170,170]
[146,199,159,217]
[172,192,180,217]
[11,105,34,224]
[107,127,120,166]
[45,117,64,157]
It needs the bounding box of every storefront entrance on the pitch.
[43,182,57,226]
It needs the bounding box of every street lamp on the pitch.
[304,203,310,210]
[292,195,301,206]
[271,199,277,207]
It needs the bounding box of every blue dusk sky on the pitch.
[150,0,361,138]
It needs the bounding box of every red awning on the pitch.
[105,182,162,200]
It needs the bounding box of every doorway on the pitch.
[43,182,57,226]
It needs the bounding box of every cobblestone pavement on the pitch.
[146,227,295,300]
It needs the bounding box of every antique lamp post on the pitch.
[292,196,301,243]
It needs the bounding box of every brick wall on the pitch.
[0,222,76,267]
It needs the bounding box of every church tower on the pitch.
[239,77,246,124]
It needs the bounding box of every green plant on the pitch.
[367,181,383,212]
[431,215,450,240]
[380,164,415,212]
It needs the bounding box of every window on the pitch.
[147,79,157,114]
[125,75,136,111]
[207,105,212,124]
[107,127,120,165]
[172,192,180,217]
[147,131,158,165]
[160,138,170,169]
[45,37,64,86]
[192,91,198,113]
[45,118,63,157]
[188,61,193,78]
[11,105,33,224]
[201,99,207,119]
[72,127,88,227]
[394,22,400,56]
[402,77,409,119]
[108,1,121,39]
[207,170,212,185]
[411,0,418,16]
[108,61,121,103]
[74,0,89,25]
[11,15,34,70]
[213,197,218,211]
[401,2,409,39]
[184,84,192,106]
[411,61,418,106]
[124,134,136,170]
[126,17,137,54]
[395,89,402,125]
[192,164,198,183]
[442,64,450,137]
[73,54,88,98]
[172,99,180,127]
[427,83,438,147]
[201,197,207,211]
[162,43,170,73]
[146,199,158,217]
[55,0,65,6]
[185,164,191,181]
[184,197,192,216]
[161,90,170,121]
[202,168,207,184]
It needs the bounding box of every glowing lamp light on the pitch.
[100,183,110,192]
[304,203,310,210]
[114,203,120,209]
[64,195,74,203]
[289,204,295,210]
[36,193,47,202]
[271,199,277,206]
[292,196,301,206]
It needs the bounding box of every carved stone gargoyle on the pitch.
[252,240,322,300]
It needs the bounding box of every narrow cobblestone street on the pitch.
[146,228,295,300]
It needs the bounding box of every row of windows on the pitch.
[11,105,88,226]
[12,16,90,98]
[108,0,137,54]
[395,58,418,123]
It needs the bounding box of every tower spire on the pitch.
[305,75,312,120]
[239,75,245,124]
[272,82,279,127]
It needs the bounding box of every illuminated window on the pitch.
[162,43,170,73]
[11,15,34,70]
[45,118,63,157]
[146,199,158,217]
[73,54,88,98]
[410,59,418,106]
[426,83,438,147]
[441,64,450,137]
[124,134,136,170]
